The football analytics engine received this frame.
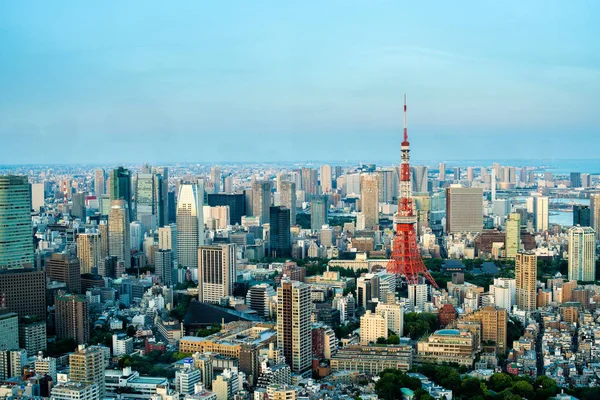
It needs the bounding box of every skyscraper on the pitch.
[568,226,596,282]
[446,187,483,233]
[77,233,102,274]
[55,293,90,345]
[69,345,106,399]
[109,200,131,270]
[94,169,105,196]
[301,167,318,199]
[0,268,46,319]
[207,193,245,225]
[439,163,446,181]
[0,176,33,268]
[71,192,86,219]
[154,166,169,227]
[411,166,428,193]
[515,252,537,312]
[570,172,582,188]
[573,205,591,227]
[135,170,157,226]
[360,174,379,230]
[505,213,521,258]
[532,196,549,232]
[177,183,204,271]
[320,165,332,194]
[279,181,297,226]
[466,166,474,184]
[109,167,134,222]
[453,167,461,181]
[155,249,173,285]
[198,244,236,303]
[269,206,291,258]
[31,182,45,212]
[211,167,222,194]
[310,197,327,231]
[277,281,311,375]
[46,253,82,294]
[590,194,600,239]
[252,180,271,225]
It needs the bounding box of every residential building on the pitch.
[198,244,236,303]
[516,252,537,312]
[568,225,596,282]
[277,281,311,375]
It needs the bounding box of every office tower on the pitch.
[573,205,591,227]
[0,312,19,351]
[99,256,118,279]
[223,176,233,193]
[516,252,537,312]
[445,187,483,233]
[581,173,591,188]
[591,194,600,239]
[77,233,102,274]
[570,172,582,188]
[135,170,156,226]
[46,253,82,294]
[109,167,134,221]
[207,194,245,225]
[277,281,311,375]
[94,168,106,195]
[198,244,236,303]
[568,226,596,282]
[438,163,446,181]
[0,268,46,319]
[71,192,86,219]
[211,167,222,194]
[301,167,318,199]
[55,293,90,345]
[252,180,271,224]
[310,197,327,231]
[453,167,461,181]
[466,166,474,184]
[320,165,332,194]
[532,196,549,232]
[279,182,297,226]
[408,284,428,312]
[505,213,521,258]
[246,284,276,317]
[153,167,169,227]
[31,182,45,212]
[97,222,109,259]
[155,249,173,285]
[69,345,106,399]
[376,169,396,204]
[359,310,388,345]
[244,188,254,217]
[0,176,33,268]
[177,183,203,271]
[130,221,144,252]
[270,207,291,258]
[411,166,429,194]
[158,225,176,252]
[109,200,131,270]
[167,191,176,224]
[360,174,379,230]
[493,199,509,219]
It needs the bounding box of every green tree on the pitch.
[376,337,387,345]
[126,325,137,337]
[387,334,400,345]
[512,381,534,399]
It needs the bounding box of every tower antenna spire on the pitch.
[403,94,408,143]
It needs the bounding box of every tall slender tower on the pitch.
[386,95,438,288]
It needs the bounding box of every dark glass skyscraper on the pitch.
[207,193,246,225]
[270,206,291,258]
[573,205,591,227]
[109,167,133,221]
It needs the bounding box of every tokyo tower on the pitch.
[386,95,438,288]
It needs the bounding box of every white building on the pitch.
[568,225,596,282]
[408,284,428,313]
[360,311,388,345]
[112,334,134,356]
[376,301,404,336]
[51,382,99,400]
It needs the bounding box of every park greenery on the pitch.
[403,312,440,340]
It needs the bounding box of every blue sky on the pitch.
[1,1,599,164]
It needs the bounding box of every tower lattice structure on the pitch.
[386,95,438,288]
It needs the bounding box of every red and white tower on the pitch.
[386,95,438,288]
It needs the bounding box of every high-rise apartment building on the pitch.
[108,200,131,270]
[446,187,483,233]
[505,213,521,258]
[270,206,291,258]
[453,167,461,181]
[301,168,318,199]
[462,306,507,353]
[177,183,204,271]
[320,165,332,194]
[590,194,600,239]
[408,284,428,313]
[0,268,46,319]
[279,182,297,226]
[211,167,222,194]
[570,172,582,188]
[359,310,388,345]
[71,192,86,219]
[69,345,106,399]
[55,293,90,345]
[0,175,33,268]
[198,244,236,303]
[109,167,134,222]
[568,226,596,282]
[360,174,379,230]
[46,252,82,294]
[277,281,311,375]
[94,169,106,196]
[310,197,327,231]
[252,180,271,225]
[375,300,404,336]
[77,233,102,274]
[439,163,446,181]
[515,252,537,312]
[31,182,45,212]
[532,196,549,232]
[411,166,429,194]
